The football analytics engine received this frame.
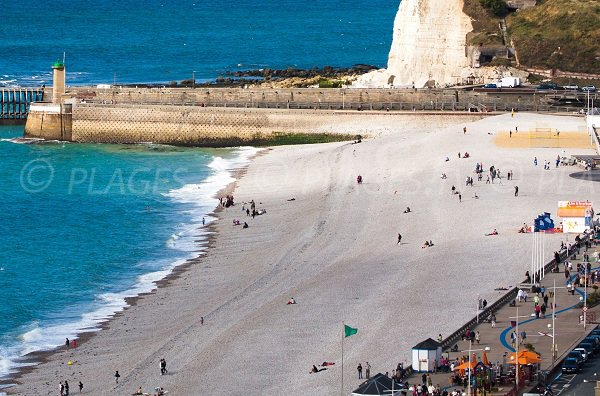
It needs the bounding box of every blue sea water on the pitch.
[0,125,256,377]
[0,0,398,380]
[0,0,397,87]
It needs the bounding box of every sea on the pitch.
[0,0,397,381]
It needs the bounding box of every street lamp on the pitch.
[509,306,531,392]
[579,263,588,329]
[460,341,491,396]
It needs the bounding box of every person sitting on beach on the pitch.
[473,193,479,199]
[310,365,326,373]
[356,175,362,184]
[441,173,447,179]
[422,241,430,248]
[464,152,470,158]
[445,156,450,162]
[233,219,240,226]
[428,240,434,247]
[486,229,498,236]
[287,297,297,305]
[519,226,527,233]
[243,222,249,229]
[403,207,411,213]
[134,387,144,395]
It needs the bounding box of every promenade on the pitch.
[403,240,600,395]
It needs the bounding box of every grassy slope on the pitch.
[507,0,600,73]
[463,0,505,45]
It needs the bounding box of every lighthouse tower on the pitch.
[51,61,65,104]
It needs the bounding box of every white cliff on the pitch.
[355,0,474,88]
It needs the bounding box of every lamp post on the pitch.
[460,341,491,396]
[192,71,196,89]
[509,307,530,391]
[578,262,589,330]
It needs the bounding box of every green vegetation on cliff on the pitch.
[464,0,505,45]
[463,0,600,74]
[507,0,600,74]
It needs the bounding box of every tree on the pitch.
[479,0,509,17]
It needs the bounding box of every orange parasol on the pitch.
[508,350,541,364]
[483,351,490,366]
[454,361,477,371]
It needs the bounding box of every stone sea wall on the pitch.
[67,105,485,145]
[67,87,541,109]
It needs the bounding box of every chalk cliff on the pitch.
[355,0,474,88]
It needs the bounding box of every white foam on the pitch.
[0,146,259,379]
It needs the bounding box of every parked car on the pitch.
[584,336,600,352]
[537,83,559,90]
[582,86,597,92]
[563,85,579,90]
[562,357,581,373]
[573,347,589,362]
[483,83,498,89]
[578,342,595,358]
[567,350,585,366]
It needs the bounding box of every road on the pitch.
[550,354,600,395]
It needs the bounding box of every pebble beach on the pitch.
[7,112,597,396]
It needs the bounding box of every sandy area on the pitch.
[6,112,596,396]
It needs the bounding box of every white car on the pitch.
[582,86,597,92]
[573,347,588,361]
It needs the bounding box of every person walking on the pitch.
[114,370,120,384]
[514,186,519,197]
[365,362,371,379]
[534,157,538,166]
[59,381,64,396]
[78,381,83,393]
[490,313,496,328]
[357,363,363,379]
[64,380,69,396]
[397,233,402,244]
[160,358,167,375]
[458,194,462,203]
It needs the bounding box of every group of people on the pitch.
[534,155,562,170]
[59,380,84,395]
[219,194,234,208]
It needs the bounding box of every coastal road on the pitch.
[550,356,600,395]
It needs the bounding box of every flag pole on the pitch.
[341,323,344,396]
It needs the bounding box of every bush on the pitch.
[524,343,536,352]
[479,0,509,17]
[318,78,342,88]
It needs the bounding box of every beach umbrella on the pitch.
[351,373,404,395]
[454,361,476,371]
[508,350,541,364]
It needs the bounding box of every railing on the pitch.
[76,100,586,114]
[441,246,572,352]
[0,88,44,119]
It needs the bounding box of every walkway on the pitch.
[403,243,600,395]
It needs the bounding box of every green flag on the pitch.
[344,324,358,337]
